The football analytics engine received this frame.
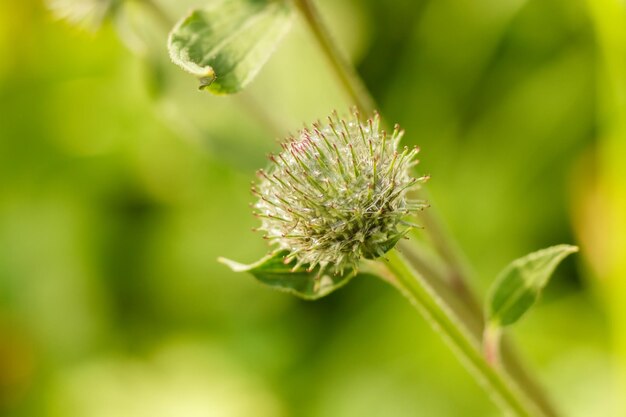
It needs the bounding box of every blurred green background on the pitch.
[1,0,624,416]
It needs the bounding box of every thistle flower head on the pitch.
[253,110,428,275]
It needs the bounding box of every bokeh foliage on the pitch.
[0,0,621,416]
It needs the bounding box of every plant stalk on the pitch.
[399,238,560,417]
[292,0,376,114]
[294,2,560,416]
[484,322,502,367]
[383,249,542,417]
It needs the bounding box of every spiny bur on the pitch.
[253,110,428,276]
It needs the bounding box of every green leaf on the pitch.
[362,228,412,260]
[168,0,293,94]
[487,244,578,327]
[218,251,360,300]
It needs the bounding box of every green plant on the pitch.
[47,0,582,415]
[163,1,580,415]
[168,1,578,416]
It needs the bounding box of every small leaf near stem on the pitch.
[487,244,579,327]
[218,251,358,299]
[362,228,413,260]
[483,244,578,374]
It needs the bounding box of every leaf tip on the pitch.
[217,256,248,272]
[486,243,580,328]
[198,71,217,91]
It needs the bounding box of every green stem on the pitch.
[294,2,560,415]
[416,198,477,303]
[401,237,560,417]
[292,0,376,114]
[397,239,484,336]
[383,249,542,417]
[484,322,502,367]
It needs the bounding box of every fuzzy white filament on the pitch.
[253,111,428,275]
